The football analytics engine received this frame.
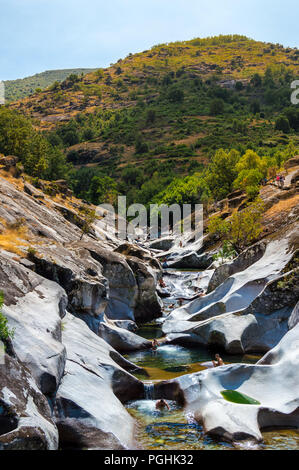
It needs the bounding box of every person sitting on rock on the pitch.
[212,354,224,367]
[159,278,166,288]
[155,399,170,410]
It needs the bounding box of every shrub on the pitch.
[275,116,290,133]
[0,292,15,341]
[208,198,265,252]
[210,98,224,115]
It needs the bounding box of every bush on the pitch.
[210,98,224,115]
[0,293,15,341]
[275,116,290,133]
[208,198,265,252]
[167,86,184,103]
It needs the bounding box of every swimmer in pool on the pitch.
[212,354,224,367]
[155,399,170,410]
[151,339,159,351]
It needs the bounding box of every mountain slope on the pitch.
[7,35,299,206]
[4,68,96,102]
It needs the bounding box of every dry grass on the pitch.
[0,225,30,256]
[264,195,299,218]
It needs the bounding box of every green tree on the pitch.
[275,116,290,133]
[167,86,184,103]
[206,149,240,200]
[88,175,117,205]
[208,198,265,252]
[210,98,224,115]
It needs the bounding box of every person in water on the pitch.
[159,278,166,288]
[212,354,224,367]
[155,399,170,410]
[152,339,159,350]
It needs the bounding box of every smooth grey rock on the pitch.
[163,234,298,354]
[0,253,67,395]
[54,313,143,449]
[0,354,58,450]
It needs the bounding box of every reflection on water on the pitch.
[127,399,232,450]
[125,342,259,381]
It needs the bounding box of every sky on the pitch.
[0,0,298,81]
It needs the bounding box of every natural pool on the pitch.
[125,322,299,450]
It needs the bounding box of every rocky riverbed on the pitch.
[0,160,298,450]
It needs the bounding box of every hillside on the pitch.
[6,35,299,207]
[4,68,96,102]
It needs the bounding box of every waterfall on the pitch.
[144,382,155,400]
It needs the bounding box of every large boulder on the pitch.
[54,313,143,449]
[167,251,214,270]
[28,243,108,317]
[0,354,58,450]
[208,241,267,293]
[0,253,67,395]
[98,319,152,352]
[125,256,163,322]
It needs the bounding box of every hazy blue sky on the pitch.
[1,0,298,80]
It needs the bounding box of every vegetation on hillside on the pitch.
[1,35,298,214]
[4,69,96,102]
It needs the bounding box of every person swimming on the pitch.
[152,339,159,351]
[212,354,224,367]
[155,399,170,411]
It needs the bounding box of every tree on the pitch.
[167,86,184,103]
[206,149,240,200]
[210,98,224,115]
[250,100,260,114]
[77,207,97,240]
[208,198,265,252]
[146,109,156,125]
[88,175,117,205]
[275,116,290,133]
[250,73,262,87]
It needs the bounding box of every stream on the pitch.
[124,269,299,451]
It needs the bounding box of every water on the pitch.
[125,267,299,451]
[127,399,233,450]
[125,338,259,381]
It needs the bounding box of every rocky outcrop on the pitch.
[163,230,299,354]
[0,253,67,395]
[54,313,143,449]
[98,320,152,352]
[0,354,58,450]
[167,251,214,270]
[208,241,267,293]
[28,243,108,317]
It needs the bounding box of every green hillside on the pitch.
[4,68,96,102]
[4,35,299,208]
